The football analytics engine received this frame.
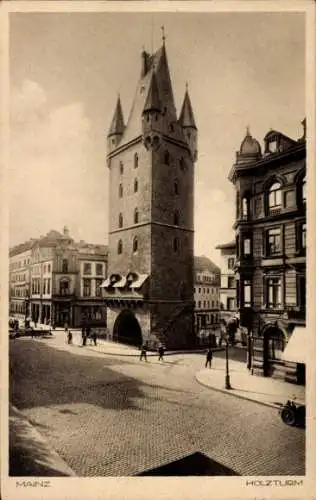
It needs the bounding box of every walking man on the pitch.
[205,347,213,368]
[140,344,148,362]
[158,344,165,362]
[67,330,73,345]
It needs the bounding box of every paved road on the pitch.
[9,336,305,477]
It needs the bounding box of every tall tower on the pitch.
[103,37,198,349]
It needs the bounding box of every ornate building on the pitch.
[229,121,306,384]
[102,36,197,349]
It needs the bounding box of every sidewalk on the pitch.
[9,405,76,477]
[196,358,305,409]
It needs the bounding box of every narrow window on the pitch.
[62,259,68,273]
[134,208,139,224]
[301,223,306,249]
[134,178,138,193]
[164,151,170,165]
[119,183,123,198]
[243,280,252,308]
[173,210,179,226]
[173,237,179,252]
[267,277,281,308]
[302,176,306,204]
[133,237,138,253]
[119,161,124,175]
[119,213,123,228]
[118,239,123,255]
[174,180,179,195]
[268,182,282,211]
[134,153,138,168]
[267,228,281,255]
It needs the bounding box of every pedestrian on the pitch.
[140,344,148,362]
[205,347,213,368]
[64,323,69,344]
[67,330,73,345]
[158,344,165,362]
[92,331,97,346]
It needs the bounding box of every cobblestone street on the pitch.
[9,336,305,476]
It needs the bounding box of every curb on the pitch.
[83,345,225,358]
[9,405,77,477]
[194,373,280,410]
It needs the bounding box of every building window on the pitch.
[134,208,139,224]
[62,259,68,273]
[60,280,69,296]
[96,263,103,276]
[120,161,124,175]
[301,223,306,249]
[95,278,103,297]
[227,297,235,310]
[267,227,281,256]
[179,157,186,171]
[83,278,91,297]
[164,151,170,165]
[243,280,252,307]
[241,197,249,219]
[83,263,92,275]
[243,237,251,257]
[228,276,235,289]
[134,178,138,193]
[119,183,123,198]
[268,182,282,212]
[173,210,179,225]
[119,212,123,228]
[48,264,51,273]
[297,275,306,308]
[198,301,201,308]
[47,278,51,295]
[266,277,281,309]
[133,237,138,253]
[134,153,138,168]
[118,239,123,254]
[227,257,235,269]
[174,180,179,195]
[302,176,306,204]
[173,237,179,252]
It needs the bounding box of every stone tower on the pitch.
[103,38,198,349]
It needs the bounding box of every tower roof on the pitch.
[108,95,125,137]
[119,42,179,146]
[143,71,161,113]
[179,86,197,129]
[239,128,261,155]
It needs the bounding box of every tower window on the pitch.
[133,237,138,253]
[173,210,179,226]
[118,213,123,228]
[118,239,123,255]
[134,153,139,168]
[134,178,138,193]
[173,237,179,252]
[119,161,124,175]
[134,208,139,224]
[119,183,123,198]
[174,180,179,195]
[164,151,170,165]
[241,196,250,219]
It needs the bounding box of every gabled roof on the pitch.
[194,255,220,274]
[179,88,196,129]
[108,95,125,137]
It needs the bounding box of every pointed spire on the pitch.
[161,26,166,45]
[179,85,196,129]
[246,125,251,136]
[108,95,125,137]
[143,71,161,113]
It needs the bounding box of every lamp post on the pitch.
[225,333,232,390]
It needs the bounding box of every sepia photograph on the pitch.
[2,1,315,498]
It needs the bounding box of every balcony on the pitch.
[284,305,306,322]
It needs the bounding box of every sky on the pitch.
[9,11,305,266]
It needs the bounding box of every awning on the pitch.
[281,326,307,364]
[130,274,148,289]
[100,278,111,288]
[115,276,127,288]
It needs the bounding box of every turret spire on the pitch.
[179,86,197,129]
[143,71,161,113]
[108,95,125,137]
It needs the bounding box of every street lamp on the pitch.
[225,333,232,390]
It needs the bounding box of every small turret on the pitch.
[107,95,125,154]
[179,83,198,161]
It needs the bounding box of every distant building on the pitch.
[215,241,237,325]
[229,121,306,384]
[9,227,108,328]
[194,255,220,344]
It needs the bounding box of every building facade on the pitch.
[102,38,197,349]
[215,241,237,325]
[193,255,220,344]
[9,228,108,328]
[9,243,33,320]
[229,122,306,384]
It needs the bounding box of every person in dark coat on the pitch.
[92,331,97,346]
[140,344,148,362]
[67,330,73,345]
[158,344,165,362]
[205,348,213,368]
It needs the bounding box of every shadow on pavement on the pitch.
[137,451,239,476]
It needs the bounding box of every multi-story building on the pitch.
[215,241,237,325]
[9,228,108,328]
[9,242,33,319]
[102,36,197,349]
[228,121,306,384]
[193,255,220,344]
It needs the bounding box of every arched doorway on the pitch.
[113,309,142,347]
[263,326,285,377]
